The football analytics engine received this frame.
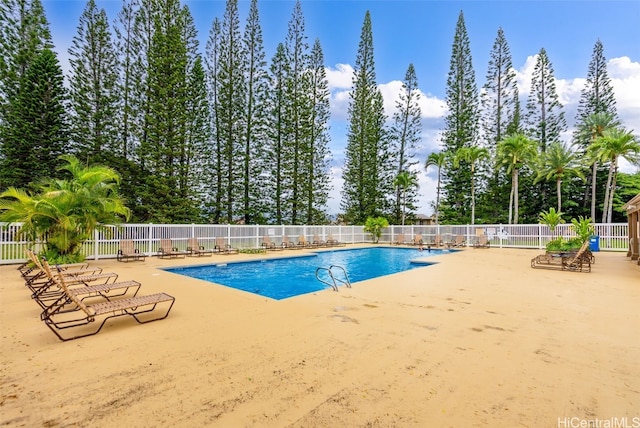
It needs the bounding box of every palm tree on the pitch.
[589,127,640,223]
[454,146,489,225]
[425,152,447,225]
[0,155,130,262]
[576,112,618,220]
[393,171,417,226]
[535,141,585,212]
[497,133,538,224]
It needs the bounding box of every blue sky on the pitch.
[43,0,640,215]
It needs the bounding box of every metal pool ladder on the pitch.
[315,265,351,291]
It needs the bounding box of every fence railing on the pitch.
[0,222,629,265]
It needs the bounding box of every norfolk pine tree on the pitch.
[211,0,245,223]
[341,11,390,224]
[304,39,332,224]
[265,43,288,223]
[67,0,120,165]
[140,0,198,222]
[480,27,520,223]
[3,48,68,188]
[573,40,619,221]
[390,63,421,225]
[441,11,480,223]
[282,0,312,224]
[205,18,225,223]
[240,0,270,223]
[0,0,53,189]
[524,48,566,217]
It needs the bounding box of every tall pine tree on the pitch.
[282,0,312,224]
[524,47,566,217]
[67,0,120,165]
[480,27,520,223]
[572,39,618,221]
[240,0,269,224]
[389,63,421,224]
[0,0,53,189]
[440,11,480,224]
[205,17,225,223]
[2,48,68,188]
[215,0,245,223]
[138,0,198,222]
[341,10,390,224]
[265,43,288,224]
[304,38,332,224]
[525,48,566,153]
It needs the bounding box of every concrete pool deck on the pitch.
[1,245,639,427]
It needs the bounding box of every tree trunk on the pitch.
[471,174,475,225]
[513,168,519,224]
[435,170,441,225]
[590,162,598,221]
[556,177,562,212]
[508,175,514,225]
[602,160,614,223]
[606,158,618,224]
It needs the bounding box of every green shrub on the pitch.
[546,237,583,252]
[363,216,389,243]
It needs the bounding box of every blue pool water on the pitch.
[164,247,451,300]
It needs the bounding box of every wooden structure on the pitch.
[623,193,640,265]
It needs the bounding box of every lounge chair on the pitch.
[452,235,465,247]
[412,234,423,246]
[297,235,316,248]
[38,257,141,312]
[117,240,146,262]
[215,237,239,255]
[282,236,299,249]
[41,262,175,341]
[262,236,284,251]
[473,235,490,248]
[187,237,215,256]
[393,234,406,245]
[326,233,345,246]
[157,239,187,258]
[25,250,118,305]
[312,234,327,247]
[20,249,90,290]
[531,240,592,272]
[429,235,444,247]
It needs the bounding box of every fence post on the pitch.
[538,223,543,250]
[93,228,99,260]
[147,223,153,256]
[255,224,259,249]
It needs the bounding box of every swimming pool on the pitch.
[164,247,452,300]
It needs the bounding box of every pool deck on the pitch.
[1,245,639,427]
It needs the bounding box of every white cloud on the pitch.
[609,56,640,133]
[326,63,353,89]
[326,64,353,121]
[514,54,537,98]
[555,77,584,107]
[609,57,640,173]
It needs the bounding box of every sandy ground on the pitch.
[1,245,639,428]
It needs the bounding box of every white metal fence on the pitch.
[0,222,629,265]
